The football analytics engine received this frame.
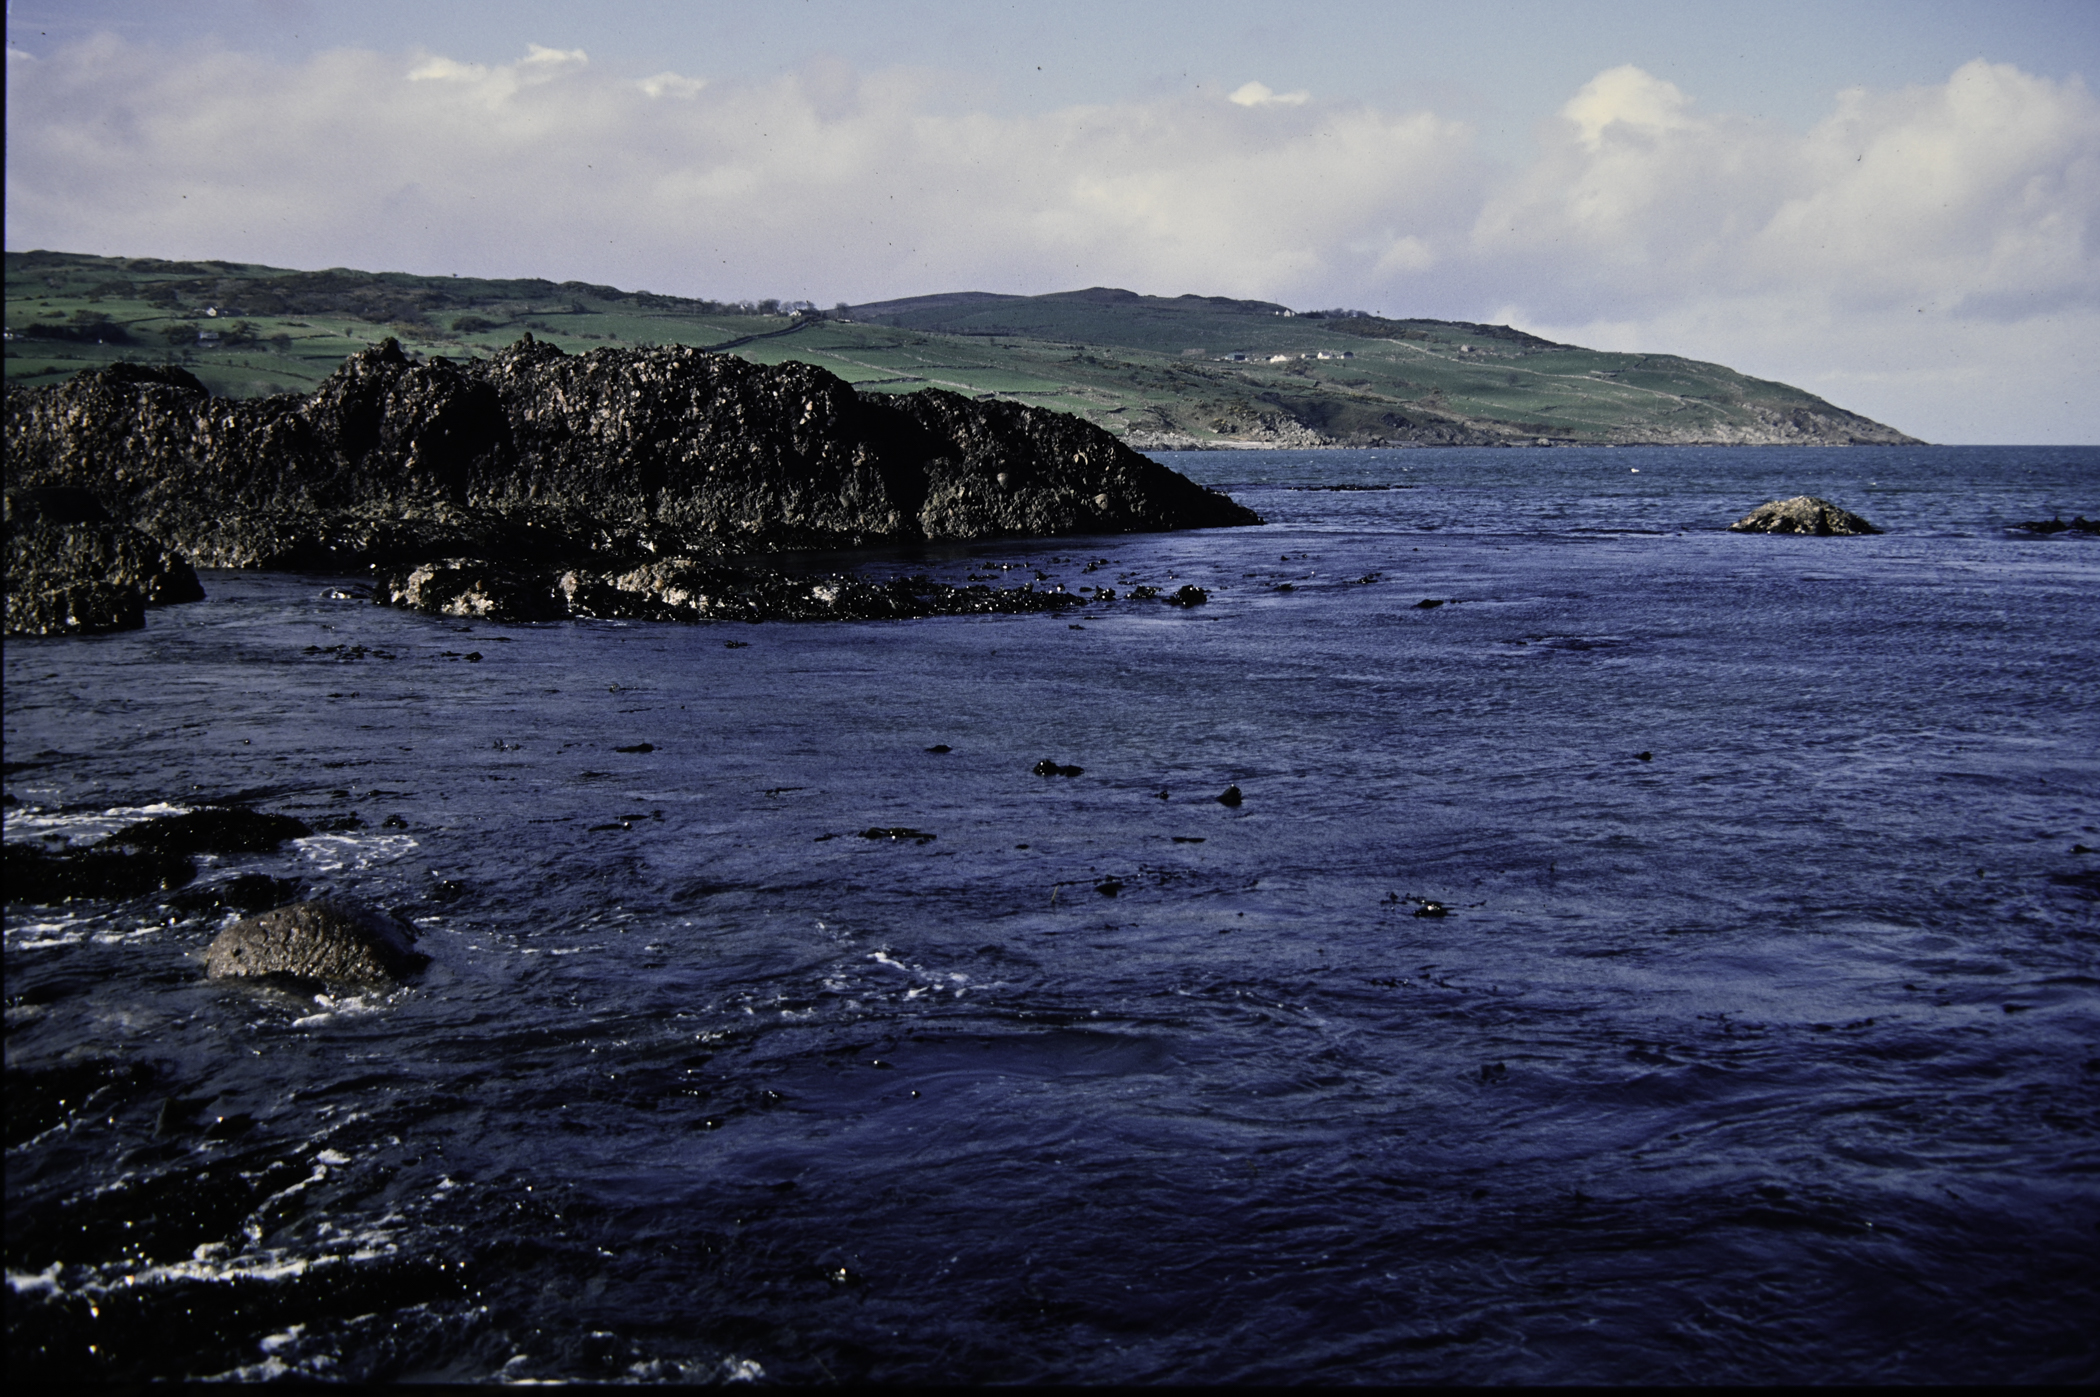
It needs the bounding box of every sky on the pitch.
[6,0,2096,443]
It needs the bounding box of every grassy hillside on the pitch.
[3,249,1918,445]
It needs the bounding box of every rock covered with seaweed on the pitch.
[5,485,204,636]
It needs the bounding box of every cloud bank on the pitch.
[5,36,2095,441]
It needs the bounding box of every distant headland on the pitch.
[4,249,1921,448]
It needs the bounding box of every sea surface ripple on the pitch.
[5,445,2097,1383]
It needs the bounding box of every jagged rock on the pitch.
[205,898,427,985]
[6,339,1261,583]
[1729,496,1881,535]
[5,842,196,904]
[5,486,205,637]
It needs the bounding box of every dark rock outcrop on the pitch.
[2012,515,2098,535]
[204,898,427,985]
[5,340,1261,587]
[1729,496,1881,536]
[104,808,312,855]
[5,485,205,636]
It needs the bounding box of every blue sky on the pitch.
[7,1,2097,441]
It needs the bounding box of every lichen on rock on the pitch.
[205,898,428,986]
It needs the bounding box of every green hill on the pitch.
[3,249,1918,446]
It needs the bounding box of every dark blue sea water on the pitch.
[6,445,2098,1384]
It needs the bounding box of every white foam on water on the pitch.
[2,801,189,845]
[6,911,95,949]
[293,832,418,873]
[291,989,395,1028]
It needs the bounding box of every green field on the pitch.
[4,250,1916,445]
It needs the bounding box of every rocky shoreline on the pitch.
[4,338,1259,629]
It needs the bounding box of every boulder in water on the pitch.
[1729,496,1881,536]
[205,898,427,985]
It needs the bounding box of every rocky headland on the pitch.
[4,338,1260,628]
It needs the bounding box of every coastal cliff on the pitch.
[3,339,1258,627]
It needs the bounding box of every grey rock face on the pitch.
[1729,496,1882,536]
[205,899,428,986]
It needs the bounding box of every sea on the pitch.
[5,444,2097,1385]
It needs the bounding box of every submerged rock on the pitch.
[2012,515,2098,535]
[5,486,204,637]
[167,874,305,916]
[380,554,1091,624]
[1729,496,1881,536]
[5,842,196,903]
[205,898,427,985]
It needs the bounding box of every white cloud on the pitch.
[638,71,706,100]
[1560,64,1696,150]
[1,41,2093,440]
[1228,81,1309,108]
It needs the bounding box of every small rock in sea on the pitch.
[925,744,952,753]
[614,742,656,753]
[859,827,937,844]
[1636,751,1653,761]
[1033,759,1084,777]
[1095,877,1124,897]
[1217,785,1244,807]
[1129,586,1161,600]
[1478,1062,1508,1083]
[381,814,409,829]
[1415,599,1446,609]
[205,898,428,986]
[464,651,482,662]
[1167,585,1209,606]
[1729,496,1881,535]
[103,807,312,855]
[5,842,196,904]
[1171,836,1205,844]
[1414,900,1449,918]
[724,640,751,648]
[1155,789,1170,800]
